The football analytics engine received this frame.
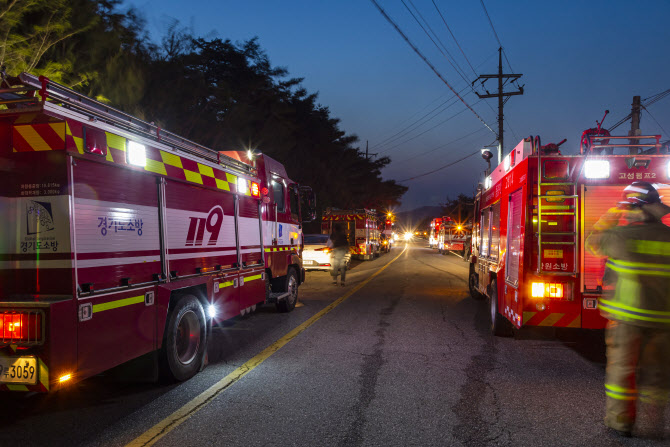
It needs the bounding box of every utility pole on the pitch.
[473,47,524,164]
[629,95,641,154]
[365,140,378,160]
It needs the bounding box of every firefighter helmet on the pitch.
[620,182,661,207]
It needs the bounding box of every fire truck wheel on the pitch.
[489,280,512,337]
[276,268,299,313]
[469,266,485,300]
[162,295,207,381]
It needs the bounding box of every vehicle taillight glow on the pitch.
[251,182,260,198]
[531,282,564,299]
[531,282,545,298]
[0,312,42,343]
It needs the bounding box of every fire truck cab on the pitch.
[321,209,380,260]
[0,73,316,392]
[469,133,670,335]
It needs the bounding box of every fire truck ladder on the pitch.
[1,72,255,177]
[535,140,578,276]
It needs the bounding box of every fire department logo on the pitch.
[185,205,224,246]
[26,200,55,235]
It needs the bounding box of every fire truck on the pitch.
[321,208,380,260]
[437,218,471,256]
[468,131,669,336]
[428,217,443,248]
[0,73,316,392]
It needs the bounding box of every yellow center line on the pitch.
[126,244,408,447]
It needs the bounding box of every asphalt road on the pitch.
[1,241,667,446]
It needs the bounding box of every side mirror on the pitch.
[299,185,316,222]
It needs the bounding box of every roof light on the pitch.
[584,160,610,179]
[127,141,146,167]
[504,154,511,171]
[484,176,492,189]
[237,178,248,194]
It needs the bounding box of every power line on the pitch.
[431,0,477,77]
[379,100,481,155]
[394,127,489,163]
[369,0,496,136]
[371,86,468,151]
[403,0,470,85]
[608,87,670,132]
[374,89,467,153]
[397,149,480,182]
[642,105,669,136]
[479,0,514,75]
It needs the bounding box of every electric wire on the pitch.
[403,0,471,85]
[371,85,469,151]
[641,105,669,137]
[394,127,489,163]
[397,149,481,182]
[608,88,670,132]
[431,0,477,76]
[369,0,496,136]
[479,0,515,75]
[379,99,482,155]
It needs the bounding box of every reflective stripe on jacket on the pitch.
[595,220,670,328]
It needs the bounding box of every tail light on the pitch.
[0,311,44,345]
[315,247,331,254]
[531,282,564,299]
[251,182,260,198]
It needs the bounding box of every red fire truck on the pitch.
[0,73,316,392]
[437,218,470,256]
[428,217,443,248]
[468,132,669,335]
[321,209,380,260]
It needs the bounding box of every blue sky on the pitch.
[124,0,670,211]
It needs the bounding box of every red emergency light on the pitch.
[251,182,260,198]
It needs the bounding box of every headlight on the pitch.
[584,160,610,179]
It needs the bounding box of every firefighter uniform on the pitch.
[589,182,670,437]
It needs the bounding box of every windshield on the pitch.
[304,234,329,245]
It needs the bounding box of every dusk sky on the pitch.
[124,0,670,211]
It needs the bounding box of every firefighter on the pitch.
[588,181,670,438]
[328,223,349,286]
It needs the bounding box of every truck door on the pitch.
[237,192,265,311]
[73,157,158,377]
[164,179,239,319]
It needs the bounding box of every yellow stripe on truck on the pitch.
[92,295,144,313]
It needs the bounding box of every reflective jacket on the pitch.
[594,219,670,328]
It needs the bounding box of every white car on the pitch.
[302,234,351,271]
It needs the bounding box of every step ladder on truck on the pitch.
[0,72,316,392]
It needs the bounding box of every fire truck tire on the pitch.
[161,295,207,381]
[469,266,485,300]
[489,280,512,337]
[276,268,299,313]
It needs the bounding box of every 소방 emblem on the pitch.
[26,201,55,235]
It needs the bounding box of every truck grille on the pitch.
[0,310,45,346]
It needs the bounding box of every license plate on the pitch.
[0,357,38,385]
[303,260,315,265]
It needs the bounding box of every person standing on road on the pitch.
[328,223,349,286]
[587,182,670,438]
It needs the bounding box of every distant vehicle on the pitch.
[302,234,351,270]
[379,233,392,253]
[321,208,380,260]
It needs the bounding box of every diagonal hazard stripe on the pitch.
[14,125,51,151]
